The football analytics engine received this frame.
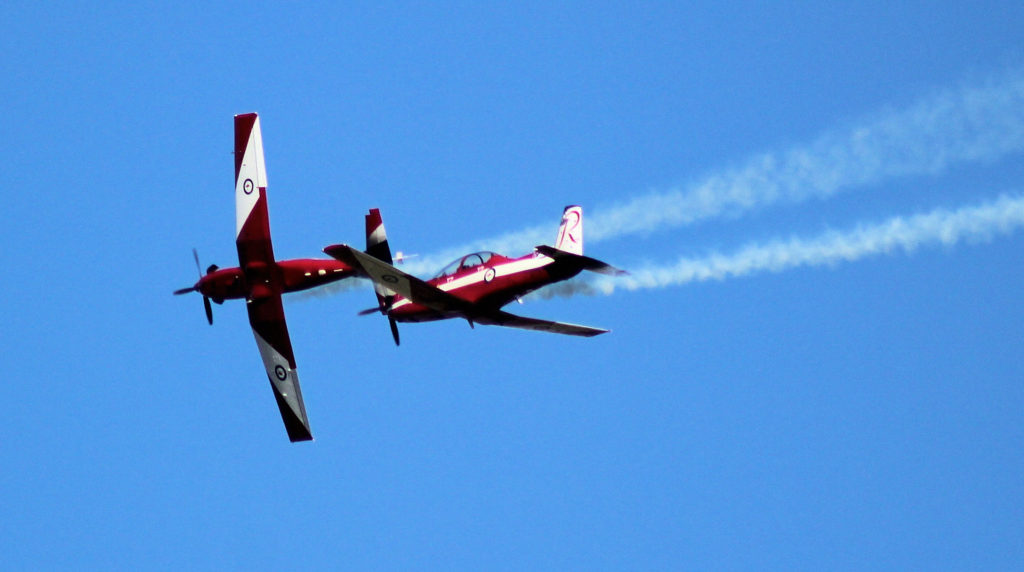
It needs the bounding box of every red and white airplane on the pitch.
[324,206,625,345]
[174,113,357,442]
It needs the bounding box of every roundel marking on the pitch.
[274,364,288,381]
[243,178,255,195]
[484,267,496,283]
[382,274,399,284]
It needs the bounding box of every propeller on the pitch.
[381,293,400,346]
[357,295,401,346]
[388,316,400,346]
[203,296,213,326]
[173,248,215,325]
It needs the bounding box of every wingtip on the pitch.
[323,243,352,257]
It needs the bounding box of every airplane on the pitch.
[323,205,625,345]
[174,113,358,442]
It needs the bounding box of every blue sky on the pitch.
[3,2,1024,569]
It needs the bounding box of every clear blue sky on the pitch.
[3,2,1024,569]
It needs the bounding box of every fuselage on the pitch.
[388,250,581,322]
[194,258,355,302]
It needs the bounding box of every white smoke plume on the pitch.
[290,276,370,302]
[586,71,1024,243]
[533,193,1024,298]
[407,70,1024,275]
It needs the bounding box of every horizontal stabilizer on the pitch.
[534,245,627,276]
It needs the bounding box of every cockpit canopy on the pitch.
[433,251,495,278]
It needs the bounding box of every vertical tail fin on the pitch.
[365,208,393,264]
[555,205,584,255]
[365,209,401,346]
[365,208,395,306]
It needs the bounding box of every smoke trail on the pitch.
[407,69,1024,275]
[586,70,1024,242]
[533,193,1024,298]
[290,276,370,302]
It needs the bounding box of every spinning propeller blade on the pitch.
[174,248,215,325]
[355,298,401,345]
[204,296,213,325]
[388,316,400,346]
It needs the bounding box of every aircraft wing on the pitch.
[326,244,609,338]
[324,244,475,315]
[247,295,313,442]
[473,310,609,337]
[234,113,312,442]
[235,113,276,277]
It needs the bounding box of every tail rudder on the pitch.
[365,208,395,309]
[364,209,402,346]
[542,206,626,276]
[365,208,393,264]
[555,205,584,255]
